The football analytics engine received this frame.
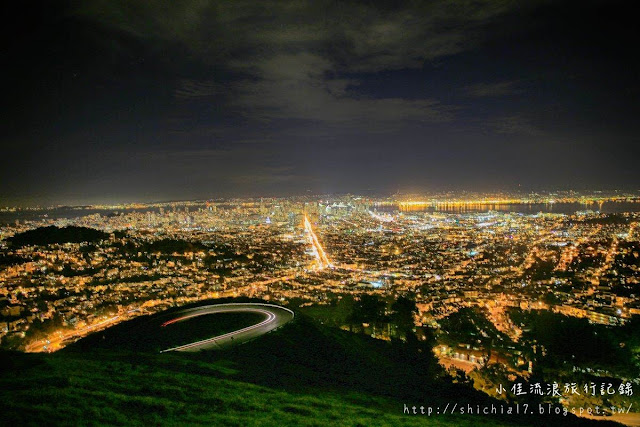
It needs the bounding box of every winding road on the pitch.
[159,303,294,353]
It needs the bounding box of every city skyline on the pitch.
[2,188,640,211]
[2,3,640,421]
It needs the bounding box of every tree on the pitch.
[350,294,385,328]
[390,296,418,338]
[542,291,559,305]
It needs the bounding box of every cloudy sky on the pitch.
[3,0,639,205]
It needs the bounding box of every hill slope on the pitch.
[0,312,620,426]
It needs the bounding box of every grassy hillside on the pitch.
[0,309,621,426]
[1,350,487,427]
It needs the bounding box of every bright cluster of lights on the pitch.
[303,215,332,270]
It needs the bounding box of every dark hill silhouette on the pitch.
[6,226,109,247]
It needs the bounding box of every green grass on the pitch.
[0,301,622,426]
[1,350,490,427]
[299,303,352,326]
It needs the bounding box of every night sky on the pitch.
[3,0,639,205]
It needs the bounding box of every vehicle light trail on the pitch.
[303,214,332,269]
[161,308,272,327]
[159,303,294,353]
[161,309,275,351]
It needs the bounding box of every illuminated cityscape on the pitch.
[2,192,640,423]
[3,0,639,424]
[1,193,638,348]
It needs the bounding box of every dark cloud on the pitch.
[487,115,544,136]
[2,0,639,205]
[58,0,529,129]
[464,81,522,97]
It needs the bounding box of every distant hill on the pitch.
[0,253,28,266]
[6,226,109,247]
[0,300,618,426]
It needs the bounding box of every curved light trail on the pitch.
[159,303,294,353]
